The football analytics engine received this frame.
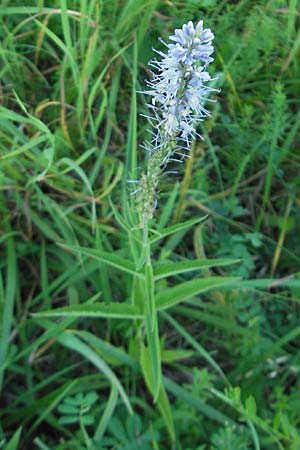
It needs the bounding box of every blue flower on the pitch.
[145,20,216,147]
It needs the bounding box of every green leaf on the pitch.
[81,415,95,426]
[143,313,162,403]
[57,404,79,415]
[0,135,47,160]
[93,386,118,444]
[245,395,257,416]
[150,216,208,244]
[58,415,79,425]
[156,383,176,443]
[84,391,99,407]
[145,262,155,330]
[161,348,194,363]
[109,417,127,441]
[0,225,17,391]
[33,302,143,320]
[63,395,82,406]
[58,243,144,279]
[4,427,22,450]
[233,278,300,289]
[156,277,239,310]
[154,258,240,280]
[126,414,142,439]
[75,330,138,369]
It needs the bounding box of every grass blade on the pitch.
[4,427,22,450]
[162,312,229,383]
[0,225,17,391]
[94,386,118,444]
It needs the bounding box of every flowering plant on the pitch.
[130,19,219,408]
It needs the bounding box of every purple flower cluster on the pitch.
[145,20,216,145]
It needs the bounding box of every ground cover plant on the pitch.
[0,1,300,449]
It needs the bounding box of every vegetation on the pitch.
[0,1,299,449]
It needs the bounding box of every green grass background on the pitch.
[0,1,300,449]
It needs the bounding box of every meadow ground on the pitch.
[0,1,300,449]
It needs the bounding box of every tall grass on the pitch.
[0,1,299,449]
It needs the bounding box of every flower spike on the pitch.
[135,20,217,225]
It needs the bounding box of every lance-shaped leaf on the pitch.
[156,277,239,310]
[150,216,208,244]
[33,302,143,320]
[58,243,144,279]
[153,258,240,280]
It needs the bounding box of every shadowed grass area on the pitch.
[0,1,299,449]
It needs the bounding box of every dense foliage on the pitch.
[0,1,299,449]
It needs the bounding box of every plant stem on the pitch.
[142,220,161,401]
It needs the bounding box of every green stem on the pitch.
[142,220,161,402]
[80,411,91,449]
[143,221,155,330]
